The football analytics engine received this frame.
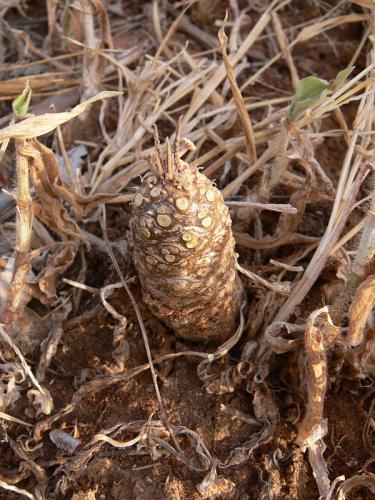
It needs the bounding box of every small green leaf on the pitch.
[288,76,329,121]
[12,82,32,116]
[334,67,354,89]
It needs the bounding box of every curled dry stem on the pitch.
[0,324,53,416]
[296,307,341,497]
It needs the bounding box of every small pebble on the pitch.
[50,429,80,454]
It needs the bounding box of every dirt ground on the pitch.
[0,1,374,499]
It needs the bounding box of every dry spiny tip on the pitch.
[130,123,244,342]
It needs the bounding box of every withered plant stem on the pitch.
[219,14,257,165]
[3,140,33,325]
[15,140,32,253]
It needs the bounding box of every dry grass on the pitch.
[0,1,374,499]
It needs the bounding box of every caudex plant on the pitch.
[130,119,244,342]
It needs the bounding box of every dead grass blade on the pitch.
[205,360,252,395]
[78,0,113,101]
[0,72,77,97]
[60,419,212,477]
[236,262,291,295]
[234,231,318,250]
[183,2,274,125]
[220,384,278,468]
[100,282,130,371]
[218,13,256,164]
[152,2,191,64]
[226,201,296,214]
[0,410,32,427]
[265,322,304,354]
[204,340,257,395]
[297,308,329,495]
[197,303,246,383]
[0,481,35,500]
[0,91,121,142]
[295,14,369,45]
[33,404,75,441]
[222,128,286,198]
[344,275,375,347]
[197,460,235,498]
[36,244,78,303]
[271,11,299,89]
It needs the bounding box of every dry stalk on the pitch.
[296,307,340,497]
[0,90,118,328]
[2,141,32,325]
[345,275,375,347]
[218,13,256,164]
[2,85,33,326]
[271,11,299,89]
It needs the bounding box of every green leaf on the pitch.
[288,76,329,121]
[334,67,354,89]
[12,82,32,116]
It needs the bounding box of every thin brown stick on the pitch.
[173,116,182,169]
[271,11,299,90]
[153,125,164,177]
[218,13,256,164]
[166,137,174,180]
